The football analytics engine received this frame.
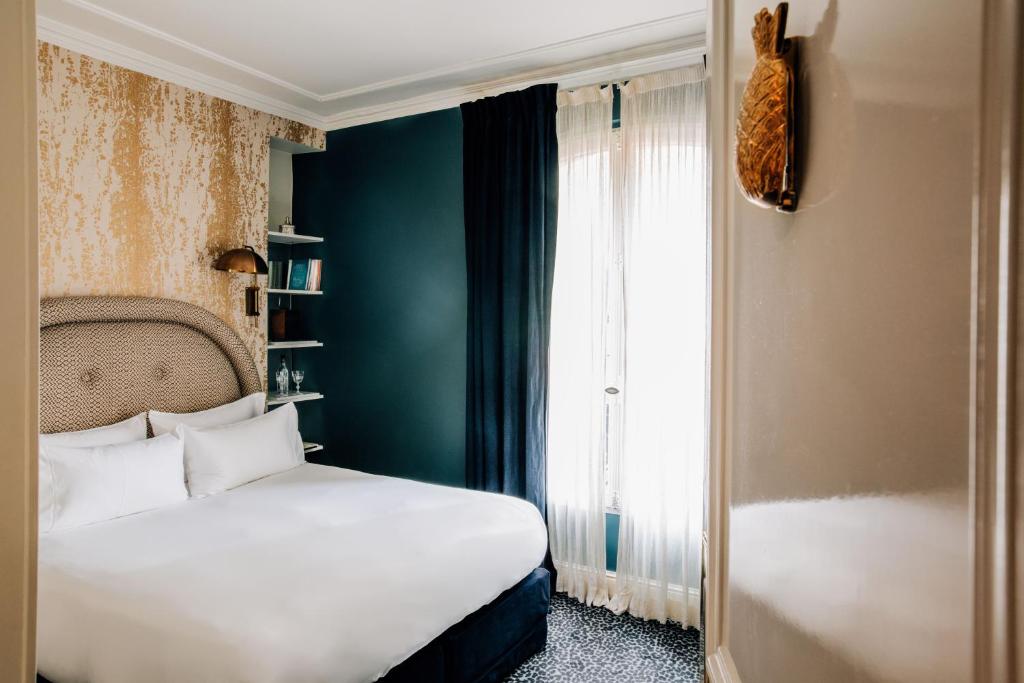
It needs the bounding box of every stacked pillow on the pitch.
[39,392,305,532]
[39,413,177,533]
[149,393,267,436]
[39,412,148,448]
[39,431,187,533]
[176,401,304,497]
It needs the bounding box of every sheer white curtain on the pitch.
[609,65,707,625]
[547,85,614,606]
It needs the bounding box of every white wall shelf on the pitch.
[268,340,323,350]
[267,391,324,406]
[269,231,324,245]
[267,144,326,456]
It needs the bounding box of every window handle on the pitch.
[605,386,620,395]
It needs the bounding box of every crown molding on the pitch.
[36,16,326,128]
[324,34,706,130]
[37,9,706,131]
[317,11,705,102]
[55,0,322,100]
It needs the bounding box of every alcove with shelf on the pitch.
[267,136,326,458]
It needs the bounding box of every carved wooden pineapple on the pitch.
[736,3,799,212]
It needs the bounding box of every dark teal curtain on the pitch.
[461,84,558,517]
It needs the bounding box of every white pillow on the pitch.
[149,392,266,436]
[39,413,148,448]
[39,433,187,533]
[178,402,304,497]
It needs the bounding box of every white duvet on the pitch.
[37,463,548,683]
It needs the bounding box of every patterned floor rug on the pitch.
[505,593,703,682]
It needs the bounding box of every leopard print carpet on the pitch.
[505,593,703,682]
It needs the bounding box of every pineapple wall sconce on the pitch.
[736,2,800,212]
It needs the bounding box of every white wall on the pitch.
[713,0,984,680]
[0,1,38,681]
[269,147,293,230]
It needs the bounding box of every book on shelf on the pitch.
[269,259,322,292]
[305,259,322,291]
[268,260,288,290]
[287,260,309,290]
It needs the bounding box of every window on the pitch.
[603,128,625,511]
[548,79,707,519]
[547,66,707,624]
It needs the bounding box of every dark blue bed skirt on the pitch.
[37,567,550,683]
[380,567,550,682]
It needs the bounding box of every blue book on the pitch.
[288,259,309,290]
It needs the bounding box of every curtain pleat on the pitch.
[609,64,707,626]
[461,84,558,519]
[547,84,614,606]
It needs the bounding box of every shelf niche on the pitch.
[267,135,327,459]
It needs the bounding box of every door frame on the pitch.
[971,0,1023,680]
[704,0,738,679]
[0,1,39,682]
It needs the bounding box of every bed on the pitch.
[36,296,550,683]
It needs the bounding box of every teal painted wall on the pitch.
[290,108,466,487]
[291,107,622,573]
[606,512,620,573]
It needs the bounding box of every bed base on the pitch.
[381,567,550,682]
[38,567,550,683]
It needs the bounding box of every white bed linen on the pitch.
[37,463,547,683]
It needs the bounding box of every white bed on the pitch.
[37,463,547,683]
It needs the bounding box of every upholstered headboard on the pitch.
[40,296,262,434]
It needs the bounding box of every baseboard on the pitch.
[706,646,741,683]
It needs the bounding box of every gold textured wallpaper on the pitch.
[36,42,325,384]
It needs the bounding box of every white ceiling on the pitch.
[37,0,706,129]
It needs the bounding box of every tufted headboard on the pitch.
[40,296,263,434]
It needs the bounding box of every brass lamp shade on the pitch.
[213,246,267,317]
[213,246,268,275]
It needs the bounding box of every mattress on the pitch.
[36,463,548,683]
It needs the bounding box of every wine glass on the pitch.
[291,369,305,394]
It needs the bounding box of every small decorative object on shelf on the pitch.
[275,355,290,396]
[269,308,305,341]
[279,216,296,235]
[291,369,305,394]
[736,2,800,212]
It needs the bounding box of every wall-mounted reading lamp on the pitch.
[213,245,268,317]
